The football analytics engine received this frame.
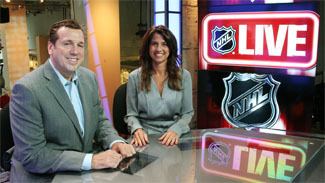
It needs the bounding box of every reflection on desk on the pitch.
[118,152,157,175]
[52,128,325,183]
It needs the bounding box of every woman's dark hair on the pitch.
[49,19,85,45]
[139,25,182,92]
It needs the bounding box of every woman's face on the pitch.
[149,33,170,66]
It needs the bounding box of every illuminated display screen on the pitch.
[197,71,315,132]
[201,11,319,69]
[198,1,319,75]
[197,0,319,132]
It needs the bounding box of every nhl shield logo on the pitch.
[208,142,230,167]
[211,26,236,55]
[221,72,281,128]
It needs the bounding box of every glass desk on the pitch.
[52,128,324,183]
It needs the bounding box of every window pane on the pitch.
[155,0,165,12]
[155,13,165,26]
[168,13,181,55]
[168,0,180,11]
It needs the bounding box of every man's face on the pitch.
[48,27,84,80]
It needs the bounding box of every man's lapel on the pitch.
[77,70,94,147]
[43,61,84,138]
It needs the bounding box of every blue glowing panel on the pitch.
[168,0,180,11]
[155,0,165,12]
[168,13,181,55]
[155,13,165,26]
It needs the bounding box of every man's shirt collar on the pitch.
[49,59,79,86]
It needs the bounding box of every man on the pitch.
[9,19,135,182]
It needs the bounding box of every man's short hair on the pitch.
[49,19,85,44]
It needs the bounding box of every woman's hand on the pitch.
[131,128,149,147]
[159,130,179,146]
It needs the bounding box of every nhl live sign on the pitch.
[201,11,319,69]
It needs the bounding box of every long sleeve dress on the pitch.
[125,68,194,136]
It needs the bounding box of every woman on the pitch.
[125,25,194,146]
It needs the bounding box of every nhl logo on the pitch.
[221,72,281,128]
[208,142,230,167]
[211,26,236,55]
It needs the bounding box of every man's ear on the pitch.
[48,41,53,55]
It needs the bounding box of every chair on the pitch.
[113,83,130,139]
[0,104,14,171]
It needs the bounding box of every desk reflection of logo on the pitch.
[208,142,230,166]
[201,132,306,182]
[221,72,280,128]
[211,26,236,55]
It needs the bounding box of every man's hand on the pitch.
[91,150,122,169]
[111,142,136,158]
[159,130,179,146]
[131,128,149,147]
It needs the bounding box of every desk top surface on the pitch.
[52,128,325,183]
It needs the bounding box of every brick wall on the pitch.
[0,5,29,90]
